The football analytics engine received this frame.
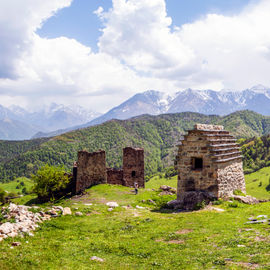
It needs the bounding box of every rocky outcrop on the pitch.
[0,203,44,241]
[159,185,176,195]
[167,191,214,210]
[232,195,259,204]
[0,203,73,241]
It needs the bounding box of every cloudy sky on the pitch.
[0,0,269,112]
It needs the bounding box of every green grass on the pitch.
[245,167,270,200]
[145,174,177,189]
[0,177,33,194]
[1,177,270,269]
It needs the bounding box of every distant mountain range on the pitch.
[0,104,100,140]
[88,84,270,126]
[2,84,270,140]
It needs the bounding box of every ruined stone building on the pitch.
[74,147,144,194]
[176,124,246,202]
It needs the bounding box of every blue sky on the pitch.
[0,0,268,111]
[38,0,255,51]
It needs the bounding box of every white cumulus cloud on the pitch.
[1,0,270,111]
[0,0,72,79]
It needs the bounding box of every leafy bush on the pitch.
[8,192,18,198]
[0,187,7,204]
[212,198,223,205]
[150,194,176,208]
[22,187,28,195]
[233,189,246,196]
[144,175,151,182]
[194,200,206,210]
[32,164,70,201]
[164,166,177,178]
[228,201,239,208]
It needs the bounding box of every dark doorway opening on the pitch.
[132,171,136,177]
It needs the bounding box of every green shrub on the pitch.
[145,175,151,182]
[8,192,18,198]
[228,201,239,208]
[151,194,176,208]
[0,187,7,204]
[212,198,223,205]
[194,200,206,210]
[22,187,28,195]
[244,168,254,174]
[233,189,246,196]
[32,164,70,201]
[164,166,177,178]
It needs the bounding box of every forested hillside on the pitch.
[241,134,270,173]
[1,110,270,182]
[0,138,49,163]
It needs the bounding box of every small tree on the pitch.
[22,187,28,195]
[0,188,7,204]
[164,166,177,178]
[32,164,70,201]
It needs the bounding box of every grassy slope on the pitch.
[1,179,270,269]
[0,177,33,193]
[245,167,270,199]
[1,110,270,182]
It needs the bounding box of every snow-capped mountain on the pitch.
[0,104,101,140]
[168,85,270,115]
[21,103,101,132]
[87,90,172,126]
[2,85,270,140]
[86,85,270,127]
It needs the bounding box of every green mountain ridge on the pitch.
[1,110,270,182]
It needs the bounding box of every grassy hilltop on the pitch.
[2,110,270,269]
[1,110,270,182]
[1,173,270,270]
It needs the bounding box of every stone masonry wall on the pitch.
[107,168,124,186]
[177,133,217,200]
[123,147,144,188]
[76,150,107,194]
[216,160,246,198]
[177,124,246,201]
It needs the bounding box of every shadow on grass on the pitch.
[150,207,186,214]
[24,193,74,206]
[266,184,270,192]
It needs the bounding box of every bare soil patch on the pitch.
[176,229,193,234]
[155,239,185,244]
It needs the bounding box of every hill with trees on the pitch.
[1,110,270,182]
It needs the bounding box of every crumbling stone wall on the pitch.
[177,124,246,201]
[74,147,145,193]
[217,161,246,198]
[107,168,124,186]
[123,147,144,188]
[76,150,107,193]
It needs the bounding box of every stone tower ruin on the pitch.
[123,147,145,188]
[176,124,246,204]
[74,147,144,194]
[75,150,107,194]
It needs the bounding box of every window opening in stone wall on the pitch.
[132,171,136,177]
[192,157,203,170]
